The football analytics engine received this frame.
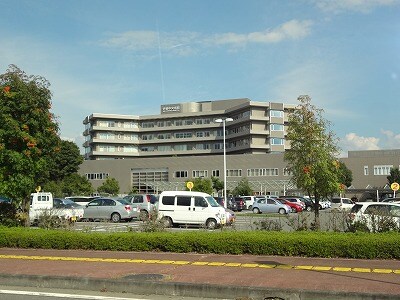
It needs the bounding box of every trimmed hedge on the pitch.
[0,227,399,259]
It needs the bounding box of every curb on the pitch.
[1,274,399,300]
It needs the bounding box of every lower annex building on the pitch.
[79,98,400,198]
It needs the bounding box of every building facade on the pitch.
[82,98,296,160]
[79,98,400,198]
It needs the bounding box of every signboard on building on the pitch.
[161,104,181,114]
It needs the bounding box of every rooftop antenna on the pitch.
[157,20,166,103]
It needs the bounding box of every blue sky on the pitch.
[0,0,399,156]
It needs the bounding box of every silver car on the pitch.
[83,198,134,222]
[123,194,158,219]
[252,198,291,215]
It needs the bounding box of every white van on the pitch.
[157,191,226,229]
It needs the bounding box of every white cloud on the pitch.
[381,129,400,149]
[341,133,380,151]
[100,19,313,54]
[314,0,400,13]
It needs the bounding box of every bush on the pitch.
[0,203,25,227]
[1,228,400,259]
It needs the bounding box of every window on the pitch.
[174,145,187,151]
[141,122,154,128]
[227,169,242,177]
[86,173,109,180]
[177,196,191,206]
[162,196,175,206]
[194,196,207,207]
[283,168,291,176]
[175,132,192,139]
[247,168,279,176]
[373,165,393,175]
[192,170,208,178]
[175,120,183,126]
[270,124,284,131]
[175,171,188,178]
[271,138,284,145]
[158,145,172,151]
[364,166,369,176]
[270,110,283,118]
[212,170,220,177]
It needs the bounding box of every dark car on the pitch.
[0,196,12,204]
[214,197,238,211]
[232,197,245,212]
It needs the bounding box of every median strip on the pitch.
[0,254,397,275]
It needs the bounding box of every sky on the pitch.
[0,0,399,157]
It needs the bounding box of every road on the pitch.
[0,286,226,300]
[70,209,347,233]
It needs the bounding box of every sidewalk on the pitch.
[1,248,400,299]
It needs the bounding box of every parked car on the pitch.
[83,198,134,222]
[242,196,257,210]
[0,196,12,204]
[252,198,291,215]
[232,197,245,212]
[53,198,83,209]
[381,197,400,203]
[123,194,158,219]
[66,196,100,206]
[278,196,306,209]
[330,197,355,210]
[348,202,400,231]
[277,198,303,213]
[214,197,238,211]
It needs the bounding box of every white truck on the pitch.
[29,192,84,224]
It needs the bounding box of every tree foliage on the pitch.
[387,167,400,185]
[338,162,353,187]
[211,176,224,194]
[0,65,61,205]
[49,140,83,182]
[231,178,253,196]
[98,177,120,196]
[284,95,341,228]
[185,177,213,194]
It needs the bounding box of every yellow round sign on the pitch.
[35,186,41,192]
[186,181,194,190]
[391,182,399,191]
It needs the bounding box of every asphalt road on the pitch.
[69,209,348,233]
[0,286,226,300]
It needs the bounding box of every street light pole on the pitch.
[215,117,233,208]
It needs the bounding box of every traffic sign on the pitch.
[186,181,194,191]
[391,182,399,191]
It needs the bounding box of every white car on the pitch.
[348,202,400,232]
[330,197,355,210]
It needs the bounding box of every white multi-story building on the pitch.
[82,98,295,160]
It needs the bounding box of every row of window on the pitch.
[174,168,282,178]
[95,124,283,141]
[86,173,110,180]
[364,165,400,176]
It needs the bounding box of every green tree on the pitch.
[285,95,341,229]
[42,181,63,198]
[185,178,213,194]
[211,176,224,194]
[387,167,400,185]
[0,65,60,206]
[49,140,83,182]
[231,178,253,196]
[61,173,94,196]
[98,177,120,196]
[338,162,353,187]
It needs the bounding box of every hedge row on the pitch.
[1,227,399,259]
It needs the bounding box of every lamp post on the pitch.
[215,117,233,208]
